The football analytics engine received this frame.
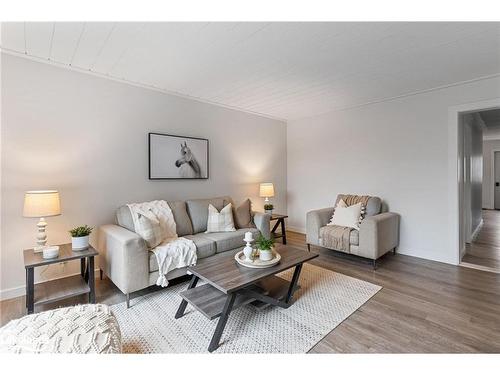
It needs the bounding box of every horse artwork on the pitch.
[175,141,202,178]
[149,133,208,179]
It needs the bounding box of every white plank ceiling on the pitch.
[1,22,500,120]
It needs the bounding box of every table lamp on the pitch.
[23,190,61,252]
[259,182,275,203]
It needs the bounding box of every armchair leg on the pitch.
[126,293,130,308]
[307,243,311,252]
[392,247,396,255]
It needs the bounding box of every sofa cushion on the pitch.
[204,228,260,253]
[184,233,217,259]
[233,199,256,229]
[167,200,193,236]
[186,197,226,233]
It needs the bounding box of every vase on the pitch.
[259,249,273,261]
[72,235,89,250]
[265,209,273,215]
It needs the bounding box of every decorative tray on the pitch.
[234,250,281,269]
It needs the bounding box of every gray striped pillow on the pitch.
[205,203,236,233]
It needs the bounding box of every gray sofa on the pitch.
[306,195,399,268]
[97,196,271,307]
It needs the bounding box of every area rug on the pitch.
[110,263,381,353]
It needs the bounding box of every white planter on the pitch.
[265,209,273,215]
[259,249,273,261]
[72,235,89,250]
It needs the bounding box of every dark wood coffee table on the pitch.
[174,244,318,352]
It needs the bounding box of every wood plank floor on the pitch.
[462,209,500,271]
[1,232,499,353]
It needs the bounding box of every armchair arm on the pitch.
[252,211,271,239]
[97,224,149,294]
[358,212,400,259]
[306,207,334,245]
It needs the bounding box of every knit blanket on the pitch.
[128,200,197,287]
[320,194,371,253]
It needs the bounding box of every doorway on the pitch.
[494,151,500,209]
[460,108,500,273]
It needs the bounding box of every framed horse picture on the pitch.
[148,133,209,179]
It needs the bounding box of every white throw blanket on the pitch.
[127,200,197,287]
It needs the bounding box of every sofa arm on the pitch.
[252,211,271,239]
[306,207,334,245]
[358,212,400,259]
[97,224,149,294]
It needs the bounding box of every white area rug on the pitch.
[111,264,381,353]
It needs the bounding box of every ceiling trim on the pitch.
[0,48,287,123]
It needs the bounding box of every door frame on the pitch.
[491,149,500,209]
[448,98,500,265]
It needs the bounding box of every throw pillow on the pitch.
[328,202,362,230]
[135,209,163,248]
[233,199,256,229]
[205,203,236,233]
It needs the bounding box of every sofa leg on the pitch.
[126,293,130,308]
[307,243,311,252]
[99,269,103,280]
[392,248,396,255]
[372,259,377,270]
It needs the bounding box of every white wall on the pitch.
[1,54,287,299]
[462,113,483,241]
[482,139,500,209]
[287,76,500,265]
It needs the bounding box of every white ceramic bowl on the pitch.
[42,245,60,259]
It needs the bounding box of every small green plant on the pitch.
[264,203,274,210]
[255,234,274,251]
[69,225,93,237]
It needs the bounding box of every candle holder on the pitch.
[243,231,254,261]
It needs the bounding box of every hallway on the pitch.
[462,209,500,273]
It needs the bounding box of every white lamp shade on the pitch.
[259,183,275,198]
[23,190,61,218]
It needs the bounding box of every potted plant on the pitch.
[69,225,93,250]
[255,234,275,261]
[264,203,274,215]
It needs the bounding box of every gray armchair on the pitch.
[306,195,400,269]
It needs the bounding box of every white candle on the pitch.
[244,231,253,242]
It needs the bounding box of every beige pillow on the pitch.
[134,209,163,248]
[233,199,256,229]
[206,203,236,233]
[328,201,362,230]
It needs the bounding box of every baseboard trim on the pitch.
[460,262,500,274]
[287,226,306,234]
[0,268,101,302]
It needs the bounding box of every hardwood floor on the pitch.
[462,209,500,272]
[1,232,499,353]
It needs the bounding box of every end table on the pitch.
[270,213,288,244]
[23,243,98,314]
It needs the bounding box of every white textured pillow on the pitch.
[135,209,163,248]
[328,201,362,230]
[206,203,236,233]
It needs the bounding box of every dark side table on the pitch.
[23,244,98,314]
[270,213,288,244]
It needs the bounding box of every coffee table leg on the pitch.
[175,275,199,319]
[285,263,303,304]
[208,293,236,352]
